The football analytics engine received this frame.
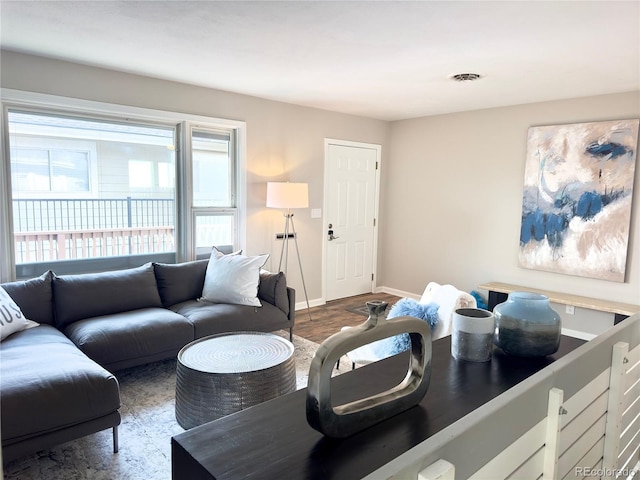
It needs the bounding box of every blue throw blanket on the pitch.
[370,298,439,358]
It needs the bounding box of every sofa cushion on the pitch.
[64,307,194,370]
[171,300,290,339]
[53,263,162,330]
[201,251,269,307]
[0,287,39,341]
[1,270,55,325]
[153,259,208,308]
[258,271,290,316]
[0,325,120,444]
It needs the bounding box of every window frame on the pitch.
[181,123,240,260]
[0,89,247,282]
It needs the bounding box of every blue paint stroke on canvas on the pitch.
[585,142,631,159]
[519,119,639,282]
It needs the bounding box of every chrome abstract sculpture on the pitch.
[306,301,432,438]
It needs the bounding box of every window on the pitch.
[128,159,176,190]
[11,147,90,192]
[0,92,246,282]
[7,110,177,276]
[189,128,237,258]
[158,162,174,188]
[128,160,153,188]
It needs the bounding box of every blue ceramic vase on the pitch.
[493,292,561,357]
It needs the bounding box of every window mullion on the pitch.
[176,121,193,262]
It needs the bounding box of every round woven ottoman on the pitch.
[175,331,296,429]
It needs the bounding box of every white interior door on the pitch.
[324,140,380,302]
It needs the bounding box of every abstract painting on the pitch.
[519,119,639,282]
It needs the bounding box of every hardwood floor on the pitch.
[293,292,401,344]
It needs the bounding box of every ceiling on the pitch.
[1,1,639,121]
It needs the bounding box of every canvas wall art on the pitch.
[519,119,639,282]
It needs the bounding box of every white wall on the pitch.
[381,92,640,332]
[0,50,390,302]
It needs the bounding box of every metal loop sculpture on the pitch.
[306,301,432,438]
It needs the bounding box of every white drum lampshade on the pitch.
[266,182,309,209]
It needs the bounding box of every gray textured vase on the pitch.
[306,300,432,438]
[493,292,561,357]
[451,307,495,362]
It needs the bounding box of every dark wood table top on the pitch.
[172,334,586,480]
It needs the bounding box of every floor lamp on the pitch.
[266,182,312,321]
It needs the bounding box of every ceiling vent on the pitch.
[451,73,482,82]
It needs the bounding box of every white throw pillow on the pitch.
[0,287,39,341]
[201,250,269,307]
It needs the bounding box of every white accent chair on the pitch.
[339,283,477,370]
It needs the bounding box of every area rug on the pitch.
[2,332,337,480]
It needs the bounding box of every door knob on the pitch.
[327,224,339,241]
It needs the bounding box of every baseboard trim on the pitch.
[295,298,325,311]
[295,288,421,311]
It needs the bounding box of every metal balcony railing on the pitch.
[12,197,176,263]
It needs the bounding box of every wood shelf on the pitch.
[478,282,639,317]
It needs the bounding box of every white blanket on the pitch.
[420,282,477,340]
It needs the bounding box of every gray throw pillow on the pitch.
[1,270,55,325]
[154,260,208,307]
[0,287,39,341]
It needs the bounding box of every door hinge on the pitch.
[371,273,374,281]
[375,161,379,170]
[373,218,376,227]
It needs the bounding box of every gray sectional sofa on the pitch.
[0,259,295,463]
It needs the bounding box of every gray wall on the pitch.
[0,50,390,300]
[2,51,639,331]
[382,92,640,332]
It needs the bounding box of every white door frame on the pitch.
[322,138,382,303]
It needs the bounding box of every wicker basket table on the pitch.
[175,332,296,429]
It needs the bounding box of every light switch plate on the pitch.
[311,208,321,218]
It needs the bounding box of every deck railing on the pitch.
[13,197,174,231]
[14,227,175,263]
[12,198,176,263]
